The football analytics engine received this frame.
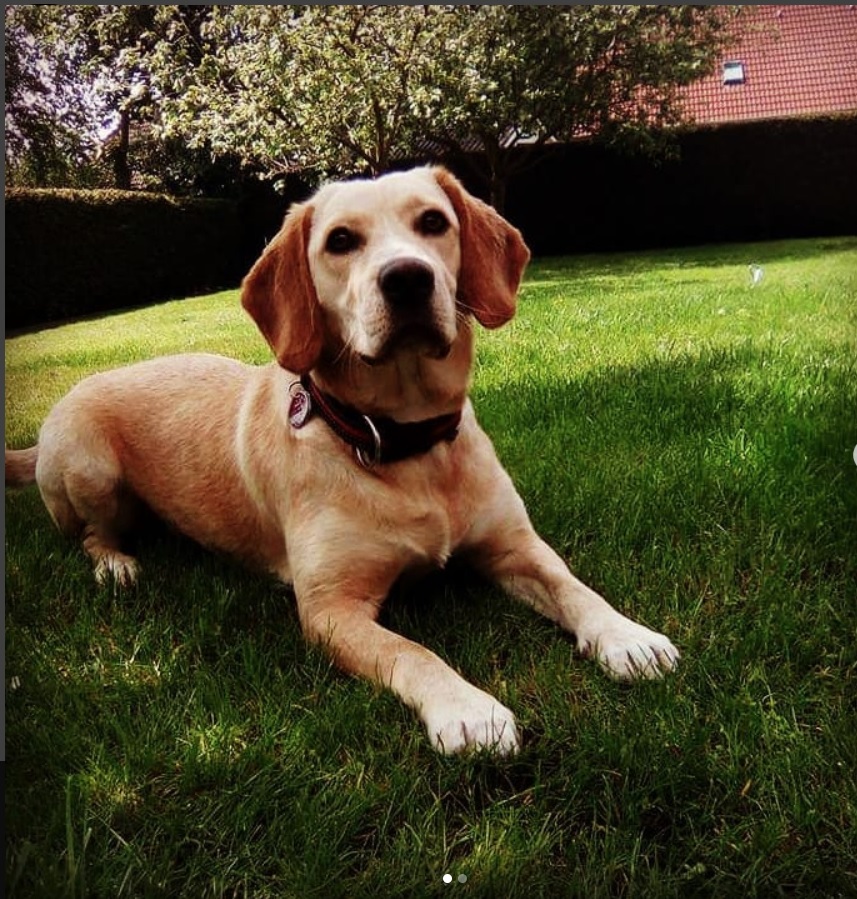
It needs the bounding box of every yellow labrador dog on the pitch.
[5,167,678,754]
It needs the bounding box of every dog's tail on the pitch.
[5,445,39,487]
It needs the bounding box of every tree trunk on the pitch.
[478,140,508,214]
[113,109,132,190]
[488,169,507,216]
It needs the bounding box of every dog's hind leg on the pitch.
[82,524,140,588]
[36,430,142,587]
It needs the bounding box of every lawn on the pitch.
[5,236,857,897]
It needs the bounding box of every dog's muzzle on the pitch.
[366,258,451,362]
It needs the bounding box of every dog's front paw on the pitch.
[423,689,520,756]
[579,616,680,681]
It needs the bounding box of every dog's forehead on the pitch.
[311,169,454,229]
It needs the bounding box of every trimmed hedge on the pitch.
[5,189,257,330]
[505,114,857,255]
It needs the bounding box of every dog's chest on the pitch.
[358,451,478,573]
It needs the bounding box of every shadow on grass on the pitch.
[469,341,857,672]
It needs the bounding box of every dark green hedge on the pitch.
[505,114,857,254]
[5,189,254,330]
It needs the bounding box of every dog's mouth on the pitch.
[360,321,452,366]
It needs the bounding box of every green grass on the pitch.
[6,236,857,897]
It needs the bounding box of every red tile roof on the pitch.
[679,5,857,126]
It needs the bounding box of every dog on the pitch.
[5,166,679,754]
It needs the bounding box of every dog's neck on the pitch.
[311,321,474,423]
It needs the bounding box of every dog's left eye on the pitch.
[417,209,449,236]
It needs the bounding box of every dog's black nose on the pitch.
[379,259,435,307]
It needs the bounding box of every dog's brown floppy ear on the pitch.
[241,202,323,373]
[434,167,530,329]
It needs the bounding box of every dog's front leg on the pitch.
[472,518,680,680]
[294,580,520,755]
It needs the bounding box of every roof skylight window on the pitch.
[723,61,746,85]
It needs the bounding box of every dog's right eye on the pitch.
[326,227,360,255]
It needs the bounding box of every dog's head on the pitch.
[241,167,530,377]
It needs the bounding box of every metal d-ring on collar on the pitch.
[355,415,382,470]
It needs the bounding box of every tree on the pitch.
[429,5,742,210]
[156,5,740,207]
[155,5,449,180]
[80,5,226,189]
[6,6,741,203]
[4,5,224,191]
[4,5,104,186]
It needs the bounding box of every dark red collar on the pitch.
[288,374,461,468]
